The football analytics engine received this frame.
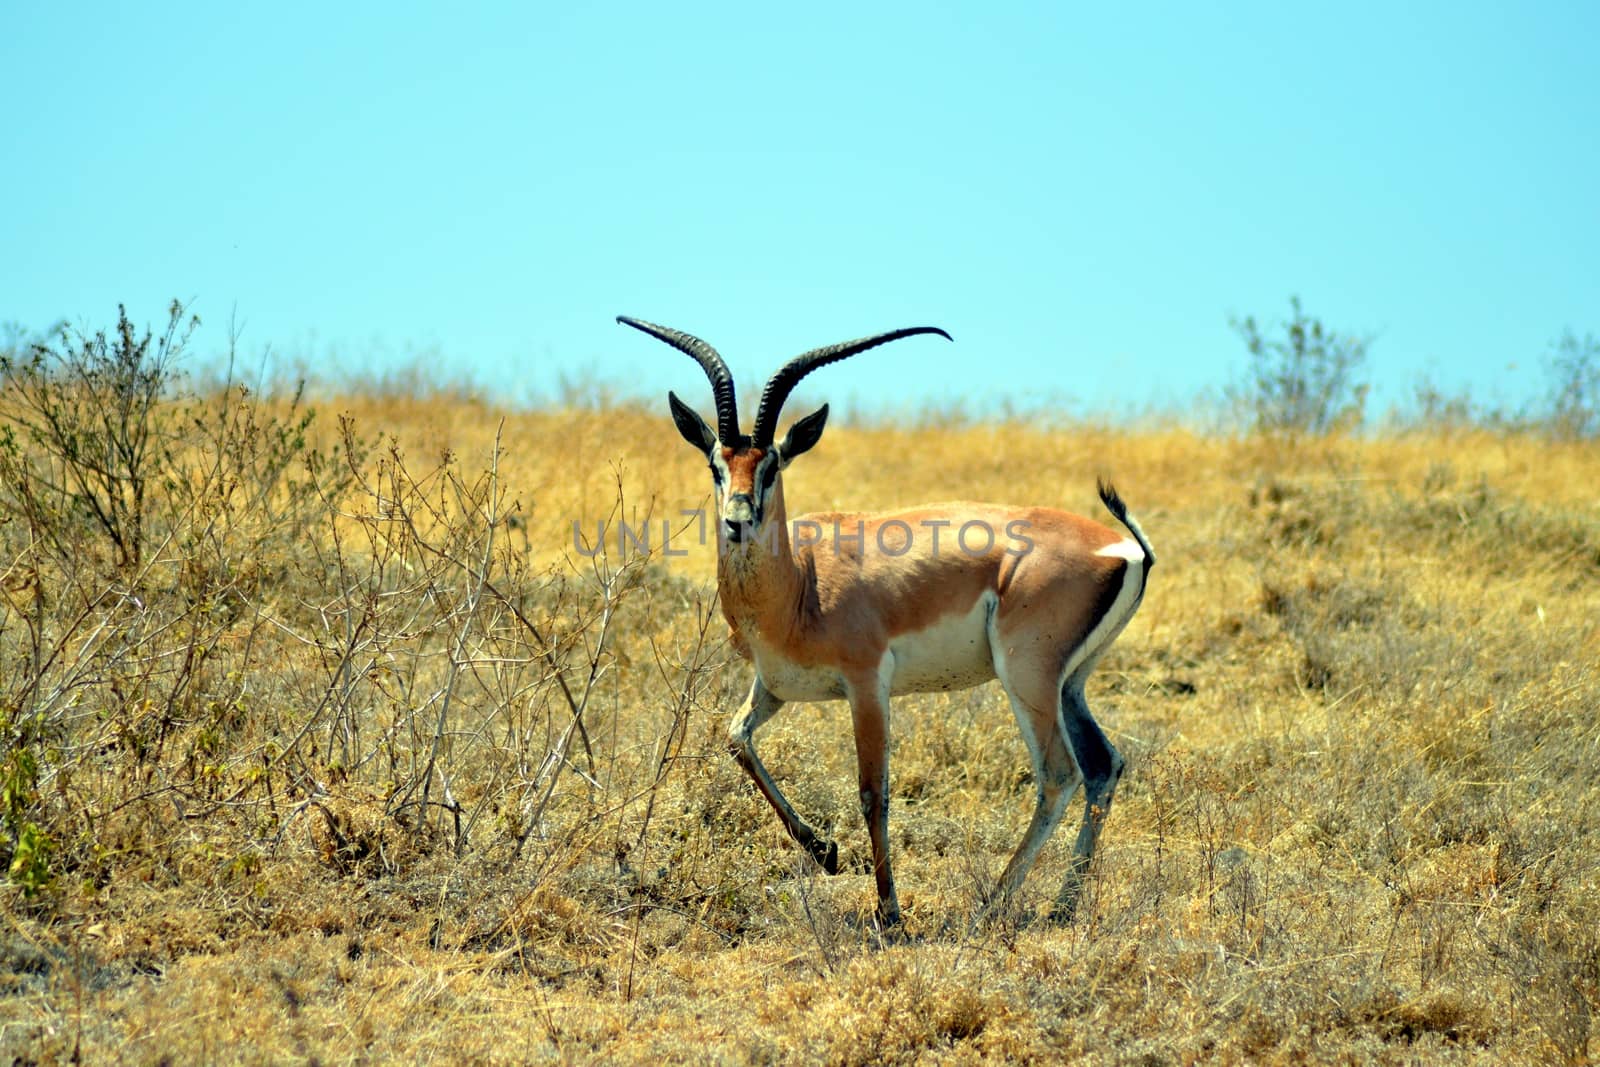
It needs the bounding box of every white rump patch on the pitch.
[1059,555,1146,687]
[1094,537,1145,562]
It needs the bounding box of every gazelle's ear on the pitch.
[668,391,718,454]
[777,404,828,467]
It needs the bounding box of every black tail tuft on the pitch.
[1097,479,1155,568]
[1097,478,1128,522]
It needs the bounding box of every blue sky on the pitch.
[3,2,1596,421]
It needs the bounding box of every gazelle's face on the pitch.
[668,392,830,547]
[709,444,782,544]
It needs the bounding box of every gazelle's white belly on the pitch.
[887,591,997,695]
[746,592,998,703]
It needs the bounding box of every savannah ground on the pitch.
[2,369,1598,1063]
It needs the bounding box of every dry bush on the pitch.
[2,346,1598,1062]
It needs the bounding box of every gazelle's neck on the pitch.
[718,479,806,636]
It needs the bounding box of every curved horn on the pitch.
[751,326,952,448]
[617,316,740,442]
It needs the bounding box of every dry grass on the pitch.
[3,393,1598,1064]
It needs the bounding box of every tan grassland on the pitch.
[2,391,1598,1064]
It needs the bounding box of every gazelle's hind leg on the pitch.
[1050,674,1125,921]
[727,676,840,874]
[983,625,1084,918]
[989,685,1081,913]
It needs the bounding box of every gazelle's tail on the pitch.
[1097,479,1155,569]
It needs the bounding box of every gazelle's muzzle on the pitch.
[722,493,757,543]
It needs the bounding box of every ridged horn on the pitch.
[750,326,952,448]
[617,316,739,443]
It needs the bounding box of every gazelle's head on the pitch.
[617,317,951,546]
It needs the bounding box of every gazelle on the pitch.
[618,315,1154,927]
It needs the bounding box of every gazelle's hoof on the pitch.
[1048,891,1084,925]
[807,838,839,875]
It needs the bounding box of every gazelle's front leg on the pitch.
[727,675,839,873]
[845,656,899,927]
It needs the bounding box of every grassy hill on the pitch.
[2,384,1597,1063]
